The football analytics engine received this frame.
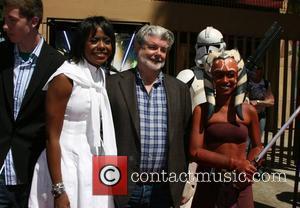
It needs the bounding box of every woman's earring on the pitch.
[212,83,216,96]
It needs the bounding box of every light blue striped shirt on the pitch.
[1,38,44,185]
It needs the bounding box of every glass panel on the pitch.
[47,18,145,72]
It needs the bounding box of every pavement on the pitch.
[253,163,299,207]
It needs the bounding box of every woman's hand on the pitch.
[233,158,257,180]
[54,192,70,208]
[230,159,257,190]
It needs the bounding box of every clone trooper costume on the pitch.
[177,26,226,110]
[178,27,226,208]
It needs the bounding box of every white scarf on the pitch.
[44,60,117,156]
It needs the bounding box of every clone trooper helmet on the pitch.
[195,26,226,67]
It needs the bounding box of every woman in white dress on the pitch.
[29,16,117,208]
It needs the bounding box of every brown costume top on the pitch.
[205,122,248,145]
[192,122,253,208]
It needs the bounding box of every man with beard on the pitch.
[107,25,192,208]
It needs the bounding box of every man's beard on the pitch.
[138,54,165,71]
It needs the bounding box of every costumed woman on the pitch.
[190,49,263,208]
[28,16,117,208]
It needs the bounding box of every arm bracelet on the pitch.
[51,182,65,198]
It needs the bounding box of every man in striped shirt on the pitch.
[0,0,65,206]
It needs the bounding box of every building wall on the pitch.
[38,0,299,167]
[42,0,300,39]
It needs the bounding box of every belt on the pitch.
[258,111,266,118]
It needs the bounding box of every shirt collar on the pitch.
[84,58,98,74]
[14,36,44,63]
[135,70,164,87]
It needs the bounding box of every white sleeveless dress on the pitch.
[28,60,117,208]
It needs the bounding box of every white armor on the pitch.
[177,26,226,109]
[195,26,226,67]
[177,67,206,110]
[178,28,226,208]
